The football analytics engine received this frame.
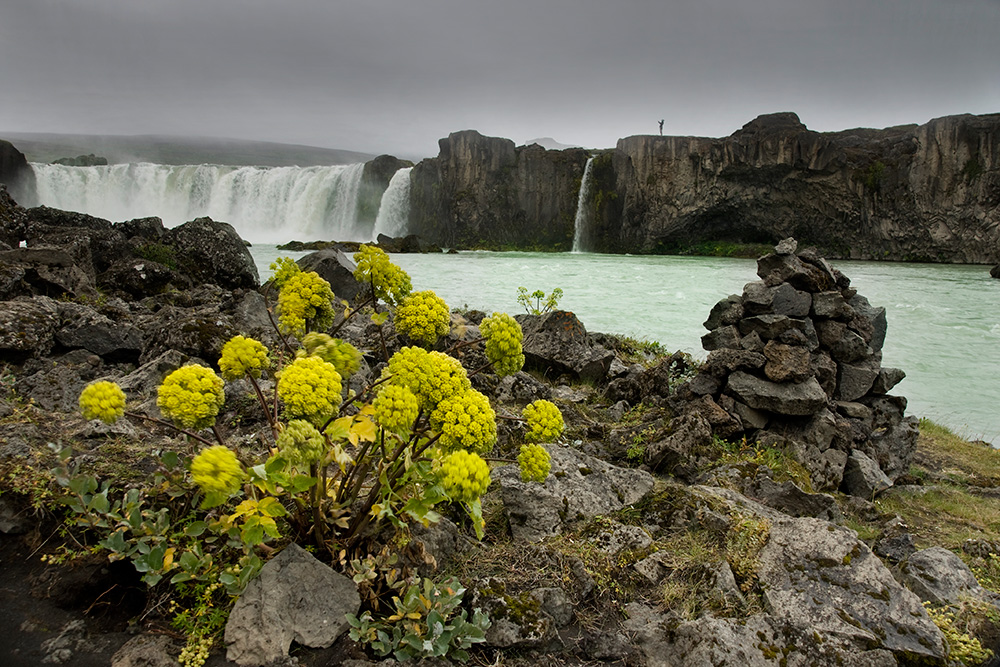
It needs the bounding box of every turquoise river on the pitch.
[252,247,1000,446]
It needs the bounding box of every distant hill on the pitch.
[522,137,583,151]
[1,132,377,166]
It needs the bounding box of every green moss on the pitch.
[135,242,178,270]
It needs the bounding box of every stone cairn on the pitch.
[687,238,917,494]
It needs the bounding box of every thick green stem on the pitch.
[247,374,278,440]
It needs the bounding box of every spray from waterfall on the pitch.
[29,162,368,244]
[571,156,595,252]
[371,167,413,241]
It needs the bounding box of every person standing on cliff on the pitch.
[658,119,664,135]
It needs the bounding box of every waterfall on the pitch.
[29,162,368,243]
[371,167,413,240]
[571,156,595,253]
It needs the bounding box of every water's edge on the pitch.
[252,247,1000,445]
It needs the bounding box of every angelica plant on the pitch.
[64,251,566,665]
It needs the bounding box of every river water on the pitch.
[251,247,1000,445]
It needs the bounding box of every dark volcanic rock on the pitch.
[0,140,35,201]
[296,249,363,302]
[517,310,615,382]
[163,217,259,290]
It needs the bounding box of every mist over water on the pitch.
[254,248,999,445]
[30,162,371,243]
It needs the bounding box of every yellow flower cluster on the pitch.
[430,389,497,454]
[219,335,271,381]
[395,290,451,345]
[269,256,302,290]
[277,355,343,426]
[438,449,491,503]
[522,399,564,443]
[79,380,127,424]
[480,312,525,377]
[190,445,244,496]
[373,384,419,433]
[299,332,361,379]
[276,419,327,465]
[353,245,412,306]
[157,365,226,430]
[277,270,336,337]
[385,347,471,411]
[517,443,551,483]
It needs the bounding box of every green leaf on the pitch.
[370,311,390,326]
[264,455,288,475]
[257,497,287,518]
[160,451,180,469]
[100,529,128,554]
[288,475,317,493]
[88,491,110,514]
[179,551,200,572]
[170,571,194,584]
[184,521,207,537]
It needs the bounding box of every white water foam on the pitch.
[571,156,595,252]
[371,167,413,240]
[30,162,368,244]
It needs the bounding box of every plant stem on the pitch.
[123,411,215,448]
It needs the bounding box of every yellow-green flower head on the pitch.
[353,244,412,306]
[298,332,361,379]
[395,290,450,346]
[269,256,302,290]
[522,399,564,443]
[276,419,327,465]
[79,380,127,424]
[277,270,336,337]
[438,449,491,503]
[480,312,525,377]
[277,355,343,426]
[157,365,226,430]
[372,383,419,433]
[384,347,470,411]
[190,445,244,496]
[219,335,271,381]
[430,388,497,454]
[518,443,551,483]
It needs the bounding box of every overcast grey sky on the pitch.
[2,0,998,159]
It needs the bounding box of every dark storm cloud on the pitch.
[2,0,998,158]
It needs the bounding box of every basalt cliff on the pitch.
[408,112,1000,263]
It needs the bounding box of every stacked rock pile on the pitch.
[687,238,917,493]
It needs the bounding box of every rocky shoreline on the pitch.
[2,190,1000,666]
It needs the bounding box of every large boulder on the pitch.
[296,249,364,302]
[894,547,990,606]
[0,247,97,299]
[496,445,654,542]
[162,217,259,290]
[0,297,60,361]
[225,543,360,666]
[516,310,615,383]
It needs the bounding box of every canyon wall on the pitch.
[410,113,1000,262]
[409,130,590,250]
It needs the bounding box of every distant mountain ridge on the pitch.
[2,132,376,167]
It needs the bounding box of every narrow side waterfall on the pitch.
[371,166,413,240]
[571,156,595,252]
[29,162,369,243]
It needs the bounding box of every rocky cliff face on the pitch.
[0,139,35,204]
[409,131,589,249]
[358,154,413,229]
[409,113,999,262]
[602,112,1000,262]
